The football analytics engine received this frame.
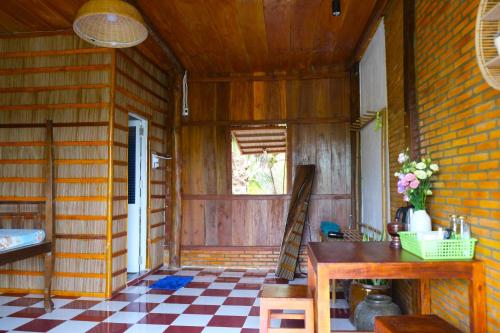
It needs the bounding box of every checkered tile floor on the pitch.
[0,267,355,332]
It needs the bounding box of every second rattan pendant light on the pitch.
[73,0,148,48]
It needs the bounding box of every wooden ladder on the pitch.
[276,165,315,280]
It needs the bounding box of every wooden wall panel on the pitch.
[181,74,352,248]
[181,126,228,195]
[291,123,351,195]
[0,35,111,297]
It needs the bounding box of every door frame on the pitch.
[127,114,148,274]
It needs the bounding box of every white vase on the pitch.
[409,210,432,233]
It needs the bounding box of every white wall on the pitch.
[359,20,388,237]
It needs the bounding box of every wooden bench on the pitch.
[374,315,462,333]
[259,284,314,333]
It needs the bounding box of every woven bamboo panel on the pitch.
[112,274,127,292]
[0,34,112,295]
[56,239,106,254]
[150,240,164,269]
[113,165,127,179]
[56,219,107,235]
[119,48,169,85]
[108,49,169,293]
[57,165,108,179]
[0,35,102,52]
[112,200,127,217]
[112,220,126,234]
[56,146,108,160]
[112,236,127,253]
[52,276,105,294]
[56,201,107,216]
[0,274,43,291]
[112,255,126,273]
[55,258,105,274]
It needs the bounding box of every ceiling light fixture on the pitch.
[332,0,341,16]
[73,0,148,48]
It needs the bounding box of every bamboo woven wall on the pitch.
[0,34,112,297]
[111,48,170,294]
[0,34,172,297]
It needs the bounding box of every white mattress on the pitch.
[0,229,45,252]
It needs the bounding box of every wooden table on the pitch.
[306,241,486,333]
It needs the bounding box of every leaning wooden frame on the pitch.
[0,120,55,312]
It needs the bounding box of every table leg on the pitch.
[469,262,486,333]
[316,266,330,333]
[307,256,315,293]
[307,256,317,332]
[419,279,431,315]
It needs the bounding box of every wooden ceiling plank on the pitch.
[0,8,30,33]
[290,0,320,69]
[137,0,199,72]
[263,0,292,71]
[0,0,380,74]
[205,0,250,73]
[132,0,183,74]
[235,0,270,72]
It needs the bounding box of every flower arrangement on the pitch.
[395,150,439,211]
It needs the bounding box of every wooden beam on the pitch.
[189,66,348,82]
[43,120,55,312]
[349,0,390,67]
[403,0,419,159]
[169,76,183,268]
[350,64,360,230]
[127,0,184,75]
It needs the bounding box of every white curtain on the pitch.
[359,20,389,237]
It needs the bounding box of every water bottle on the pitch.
[449,214,458,239]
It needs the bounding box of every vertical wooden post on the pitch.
[349,64,360,230]
[403,0,419,158]
[43,120,55,312]
[469,262,487,333]
[169,76,183,268]
[418,279,431,315]
[105,50,116,297]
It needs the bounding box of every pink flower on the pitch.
[409,179,420,189]
[403,173,416,182]
[403,194,409,202]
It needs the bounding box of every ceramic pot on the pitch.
[410,210,431,233]
[348,281,391,323]
[354,294,401,331]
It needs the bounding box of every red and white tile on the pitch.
[0,267,354,332]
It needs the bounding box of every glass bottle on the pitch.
[449,214,457,239]
[456,216,465,239]
[458,216,470,239]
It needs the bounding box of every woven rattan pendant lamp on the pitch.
[73,0,148,48]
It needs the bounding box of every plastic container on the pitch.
[399,231,477,260]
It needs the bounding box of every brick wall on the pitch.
[415,1,500,331]
[180,246,309,272]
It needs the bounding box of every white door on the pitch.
[128,118,147,274]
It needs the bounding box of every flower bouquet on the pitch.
[395,150,439,232]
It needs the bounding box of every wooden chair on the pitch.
[259,284,314,333]
[374,315,462,333]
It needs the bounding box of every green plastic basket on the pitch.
[399,232,477,260]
